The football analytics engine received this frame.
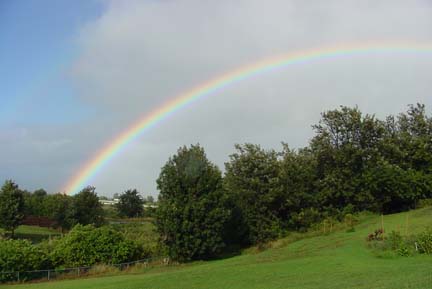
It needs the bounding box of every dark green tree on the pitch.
[73,186,104,226]
[310,106,384,212]
[156,145,230,261]
[45,193,75,232]
[224,144,282,244]
[279,145,320,230]
[23,189,48,217]
[115,189,144,218]
[0,180,25,237]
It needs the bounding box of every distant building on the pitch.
[99,199,157,208]
[99,199,119,205]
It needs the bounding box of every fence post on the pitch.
[17,271,20,282]
[47,270,50,281]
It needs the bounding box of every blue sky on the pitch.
[0,0,103,125]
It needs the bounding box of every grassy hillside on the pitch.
[8,207,432,289]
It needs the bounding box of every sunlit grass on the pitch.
[7,207,432,289]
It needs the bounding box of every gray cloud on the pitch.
[3,0,432,195]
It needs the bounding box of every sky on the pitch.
[1,0,432,197]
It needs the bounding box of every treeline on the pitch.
[0,184,104,235]
[156,104,432,261]
[1,104,431,264]
[0,183,154,236]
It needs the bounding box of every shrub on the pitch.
[416,228,432,254]
[50,224,142,267]
[385,231,412,256]
[110,222,159,258]
[417,199,432,209]
[367,228,384,241]
[0,239,50,282]
[344,213,357,232]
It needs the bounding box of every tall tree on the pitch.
[45,193,75,232]
[279,145,320,230]
[115,189,144,218]
[156,145,230,261]
[23,189,48,217]
[0,180,25,237]
[224,144,281,244]
[73,186,104,226]
[310,106,384,212]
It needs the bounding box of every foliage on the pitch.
[415,228,432,254]
[0,180,25,236]
[224,144,282,244]
[45,194,75,232]
[72,186,105,226]
[109,221,159,257]
[367,228,384,241]
[8,208,432,289]
[344,213,357,232]
[156,145,230,261]
[23,189,48,217]
[0,239,49,281]
[50,224,142,267]
[115,189,144,218]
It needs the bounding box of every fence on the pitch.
[0,256,169,284]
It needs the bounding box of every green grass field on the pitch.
[7,208,432,289]
[0,225,60,243]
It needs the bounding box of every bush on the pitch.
[416,228,432,254]
[344,213,357,232]
[367,229,384,241]
[109,222,159,258]
[385,231,412,256]
[0,239,50,282]
[51,224,142,267]
[417,199,432,209]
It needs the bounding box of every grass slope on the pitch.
[8,208,432,289]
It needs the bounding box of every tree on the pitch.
[279,145,320,230]
[156,145,230,261]
[0,180,25,237]
[145,195,155,204]
[73,186,104,226]
[45,193,75,232]
[23,189,48,217]
[310,106,384,212]
[115,189,144,218]
[224,144,282,244]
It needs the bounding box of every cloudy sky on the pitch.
[1,0,432,196]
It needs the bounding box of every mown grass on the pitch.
[0,225,60,243]
[6,208,432,289]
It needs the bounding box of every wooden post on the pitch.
[47,270,50,281]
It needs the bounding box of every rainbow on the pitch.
[63,42,432,194]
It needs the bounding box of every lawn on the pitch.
[7,207,432,289]
[0,225,60,243]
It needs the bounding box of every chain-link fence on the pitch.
[0,256,169,284]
